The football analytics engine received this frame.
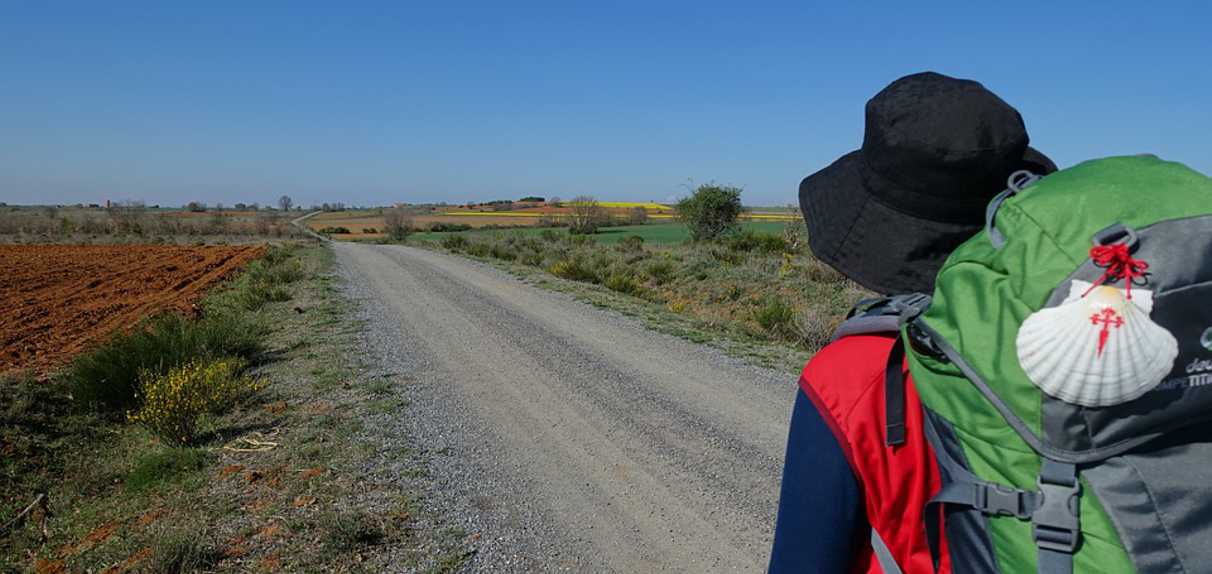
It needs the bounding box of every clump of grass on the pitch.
[615,235,645,253]
[239,280,292,309]
[548,257,598,283]
[604,271,643,296]
[644,259,676,284]
[126,447,209,492]
[228,250,304,310]
[754,297,796,338]
[464,241,491,257]
[147,531,222,573]
[70,312,264,413]
[321,510,386,553]
[724,229,789,254]
[127,358,263,445]
[489,243,517,261]
[441,234,469,250]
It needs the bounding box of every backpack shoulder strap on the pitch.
[831,293,932,341]
[830,293,932,448]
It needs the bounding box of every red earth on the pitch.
[0,244,264,375]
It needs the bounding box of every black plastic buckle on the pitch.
[1091,222,1139,250]
[1033,475,1082,553]
[905,320,945,360]
[976,483,1032,520]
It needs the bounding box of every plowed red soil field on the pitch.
[0,244,264,375]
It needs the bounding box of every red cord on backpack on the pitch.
[1082,244,1149,299]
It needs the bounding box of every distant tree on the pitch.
[278,195,293,212]
[234,202,247,210]
[186,201,206,212]
[519,196,545,203]
[548,196,562,206]
[568,196,606,235]
[628,206,649,225]
[676,183,743,241]
[383,208,413,241]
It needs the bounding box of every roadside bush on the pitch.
[794,305,836,352]
[441,234,469,250]
[239,280,293,309]
[645,259,676,284]
[223,252,303,310]
[520,249,546,267]
[725,230,788,254]
[128,358,263,445]
[362,227,378,234]
[246,256,304,285]
[568,196,606,235]
[70,311,264,413]
[383,208,412,241]
[754,297,796,338]
[548,257,598,283]
[616,235,645,253]
[782,219,808,253]
[539,229,563,242]
[489,243,517,261]
[708,246,743,264]
[428,222,473,232]
[604,271,643,296]
[465,241,491,257]
[628,207,649,225]
[318,226,352,235]
[677,184,743,241]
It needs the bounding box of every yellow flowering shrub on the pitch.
[128,358,263,445]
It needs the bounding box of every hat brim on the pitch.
[798,146,1055,294]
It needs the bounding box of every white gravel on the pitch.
[336,243,797,573]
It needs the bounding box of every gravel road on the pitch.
[335,243,797,573]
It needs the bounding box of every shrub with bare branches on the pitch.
[383,208,413,241]
[568,196,605,235]
[628,207,648,225]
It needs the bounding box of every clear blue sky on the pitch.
[2,1,1209,208]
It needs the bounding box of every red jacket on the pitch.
[799,334,950,574]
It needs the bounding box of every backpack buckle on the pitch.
[975,483,1032,519]
[1033,473,1082,553]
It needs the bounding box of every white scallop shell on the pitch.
[1016,280,1178,407]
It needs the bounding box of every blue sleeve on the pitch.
[768,389,867,574]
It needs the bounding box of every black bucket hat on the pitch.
[799,71,1057,295]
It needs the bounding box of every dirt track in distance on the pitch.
[0,244,263,374]
[337,243,796,573]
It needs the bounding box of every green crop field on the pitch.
[411,221,788,245]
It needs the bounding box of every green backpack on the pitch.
[900,155,1212,573]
